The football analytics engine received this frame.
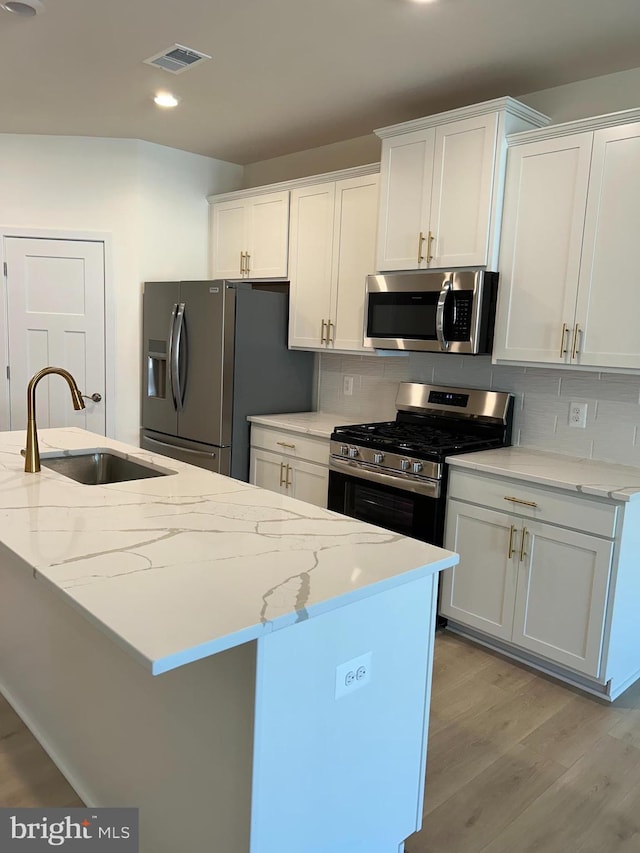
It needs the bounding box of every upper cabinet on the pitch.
[209,190,289,279]
[494,110,640,370]
[374,98,549,272]
[288,168,380,352]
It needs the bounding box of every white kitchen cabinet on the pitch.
[494,110,640,370]
[375,98,548,272]
[440,465,640,698]
[249,424,330,508]
[210,190,289,279]
[288,170,379,351]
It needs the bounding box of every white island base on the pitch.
[1,548,439,853]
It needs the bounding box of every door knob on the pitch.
[82,393,102,403]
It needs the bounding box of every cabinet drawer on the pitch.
[250,425,329,466]
[448,469,618,538]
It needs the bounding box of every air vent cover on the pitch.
[144,44,211,75]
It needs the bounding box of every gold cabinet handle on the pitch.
[559,322,570,357]
[504,496,538,508]
[572,324,581,359]
[327,320,334,345]
[426,231,435,263]
[276,441,295,449]
[519,527,529,562]
[245,252,251,277]
[508,524,517,559]
[285,464,292,488]
[417,231,426,264]
[240,252,245,276]
[320,319,327,344]
[279,462,286,487]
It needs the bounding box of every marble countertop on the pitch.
[447,447,640,502]
[247,411,358,439]
[0,428,456,675]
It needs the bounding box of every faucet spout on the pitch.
[24,367,86,473]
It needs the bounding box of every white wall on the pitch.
[318,353,640,468]
[242,65,640,188]
[0,134,242,444]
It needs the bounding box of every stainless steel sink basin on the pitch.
[41,450,173,485]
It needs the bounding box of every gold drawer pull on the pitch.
[504,496,538,508]
[320,319,327,344]
[426,231,435,263]
[507,524,516,559]
[520,527,529,562]
[559,322,570,357]
[276,441,296,449]
[572,324,581,359]
[417,231,425,264]
[327,320,334,345]
[279,462,286,487]
[285,463,292,488]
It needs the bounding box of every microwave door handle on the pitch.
[173,302,186,412]
[436,280,452,351]
[168,303,179,411]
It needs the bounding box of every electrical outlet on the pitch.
[335,652,372,699]
[569,401,588,429]
[343,375,354,396]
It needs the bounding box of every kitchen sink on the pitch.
[40,450,174,485]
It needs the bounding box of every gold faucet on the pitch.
[24,367,86,473]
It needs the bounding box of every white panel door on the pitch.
[249,448,286,495]
[330,174,379,352]
[512,521,613,677]
[289,459,329,508]
[376,129,435,271]
[575,122,640,369]
[288,183,335,349]
[440,501,518,641]
[428,113,498,268]
[246,191,289,279]
[493,133,593,363]
[5,237,106,434]
[210,199,245,278]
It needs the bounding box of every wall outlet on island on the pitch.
[335,652,372,699]
[569,401,588,429]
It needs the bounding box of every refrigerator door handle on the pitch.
[173,302,186,411]
[143,435,217,459]
[168,303,179,410]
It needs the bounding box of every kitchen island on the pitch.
[0,428,457,853]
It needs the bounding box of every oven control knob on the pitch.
[340,445,349,456]
[373,452,384,464]
[412,462,423,474]
[400,459,411,471]
[348,447,359,459]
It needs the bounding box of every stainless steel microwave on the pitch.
[364,270,498,354]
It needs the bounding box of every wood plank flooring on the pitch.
[1,631,640,851]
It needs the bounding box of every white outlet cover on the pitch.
[335,652,372,699]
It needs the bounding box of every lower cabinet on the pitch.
[439,467,640,699]
[441,499,612,676]
[249,425,330,508]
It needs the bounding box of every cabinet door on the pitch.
[376,129,435,271]
[428,113,498,268]
[330,174,379,351]
[288,183,335,348]
[210,199,246,278]
[440,501,518,641]
[512,521,613,677]
[250,448,286,495]
[289,459,329,508]
[575,122,640,369]
[493,133,592,363]
[246,191,289,279]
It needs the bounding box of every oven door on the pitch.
[327,466,446,546]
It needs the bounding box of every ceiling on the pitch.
[1,0,640,165]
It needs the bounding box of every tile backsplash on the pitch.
[318,353,640,468]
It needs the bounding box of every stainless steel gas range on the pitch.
[327,383,513,546]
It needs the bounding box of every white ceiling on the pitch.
[2,0,640,165]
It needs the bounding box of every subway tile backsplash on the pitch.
[318,353,640,467]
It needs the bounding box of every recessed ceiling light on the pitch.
[1,0,45,15]
[154,92,180,108]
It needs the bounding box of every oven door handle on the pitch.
[436,279,452,352]
[329,457,440,499]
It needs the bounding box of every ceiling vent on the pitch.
[144,44,211,75]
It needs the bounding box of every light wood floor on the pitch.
[1,632,640,851]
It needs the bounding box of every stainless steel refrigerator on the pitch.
[140,280,314,480]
